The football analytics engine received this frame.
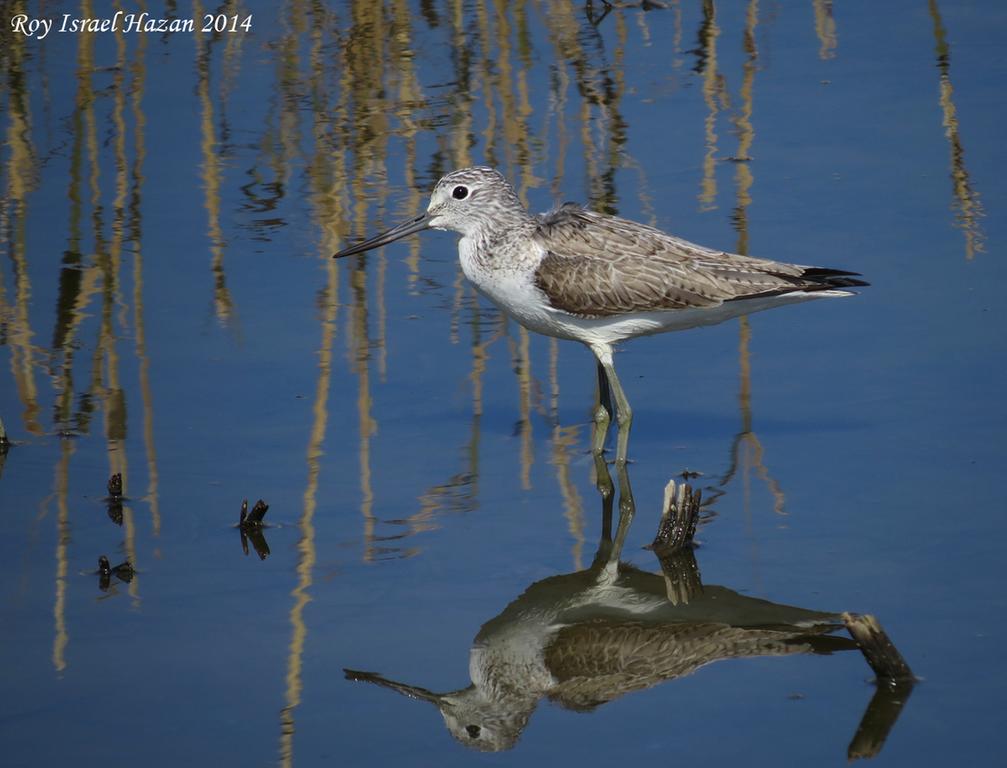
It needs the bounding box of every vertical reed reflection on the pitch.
[542,51,585,570]
[195,0,236,326]
[696,0,725,211]
[280,7,345,757]
[280,227,336,768]
[542,0,628,214]
[928,0,985,259]
[340,2,391,563]
[549,338,585,571]
[127,20,161,537]
[107,17,139,604]
[51,25,90,435]
[1,16,43,435]
[405,306,491,547]
[351,256,378,563]
[812,0,837,60]
[51,440,73,673]
[719,0,786,521]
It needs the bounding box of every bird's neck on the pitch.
[460,231,530,280]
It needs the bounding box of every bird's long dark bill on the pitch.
[343,669,442,704]
[332,212,431,258]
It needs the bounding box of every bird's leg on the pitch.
[605,460,636,571]
[595,460,637,581]
[601,359,633,465]
[589,451,615,568]
[592,359,612,455]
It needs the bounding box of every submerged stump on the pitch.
[97,555,135,591]
[842,612,916,760]
[842,612,915,683]
[106,473,124,525]
[651,479,701,552]
[649,479,704,604]
[238,499,271,559]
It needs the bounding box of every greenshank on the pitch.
[333,167,867,462]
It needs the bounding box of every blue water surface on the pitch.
[1,2,1005,766]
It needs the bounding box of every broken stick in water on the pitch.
[846,678,914,761]
[107,473,123,498]
[238,498,271,559]
[650,479,701,552]
[842,612,915,684]
[647,479,704,604]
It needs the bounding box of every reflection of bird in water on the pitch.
[334,167,866,462]
[347,561,853,751]
[345,466,855,752]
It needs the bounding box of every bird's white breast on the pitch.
[458,236,565,337]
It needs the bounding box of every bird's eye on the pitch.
[465,724,481,738]
[452,185,469,200]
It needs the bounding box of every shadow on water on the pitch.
[344,457,913,758]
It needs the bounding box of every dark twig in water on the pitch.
[106,473,124,525]
[106,500,124,526]
[248,499,269,524]
[0,416,9,479]
[239,498,269,527]
[97,555,135,591]
[107,473,123,497]
[238,499,271,559]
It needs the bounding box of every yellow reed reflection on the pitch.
[279,11,347,757]
[127,22,161,537]
[813,0,838,60]
[1,16,43,435]
[51,440,73,673]
[719,0,786,522]
[195,0,237,326]
[928,0,985,259]
[549,338,586,571]
[697,0,726,211]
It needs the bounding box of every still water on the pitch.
[1,1,1004,765]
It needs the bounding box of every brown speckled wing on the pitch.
[543,619,826,711]
[532,206,863,318]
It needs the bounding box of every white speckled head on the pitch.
[425,166,529,237]
[333,166,530,258]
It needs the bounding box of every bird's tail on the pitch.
[798,267,870,290]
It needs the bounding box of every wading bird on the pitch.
[334,167,866,462]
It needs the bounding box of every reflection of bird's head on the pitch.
[438,686,534,752]
[343,670,534,753]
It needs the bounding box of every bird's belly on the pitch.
[526,292,839,346]
[475,282,686,345]
[481,287,583,341]
[465,269,569,338]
